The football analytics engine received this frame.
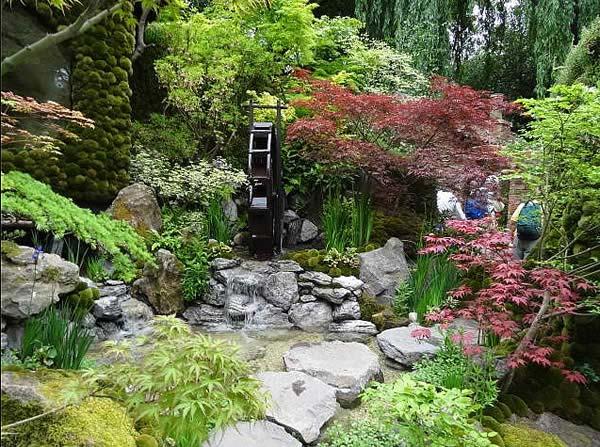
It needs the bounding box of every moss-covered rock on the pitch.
[483,405,506,423]
[500,394,529,417]
[498,423,566,447]
[1,370,138,447]
[496,401,513,419]
[135,434,159,447]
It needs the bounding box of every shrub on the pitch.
[322,376,494,447]
[20,305,94,370]
[556,18,600,87]
[91,316,267,446]
[322,194,352,251]
[206,197,233,243]
[413,334,499,408]
[132,114,197,162]
[350,191,373,248]
[1,171,153,282]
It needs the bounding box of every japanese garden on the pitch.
[1,0,599,446]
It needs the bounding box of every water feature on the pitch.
[224,272,265,328]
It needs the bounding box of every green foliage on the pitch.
[1,171,153,282]
[92,316,267,446]
[286,248,359,277]
[498,423,566,447]
[322,376,494,447]
[370,210,424,257]
[323,194,352,251]
[85,256,109,282]
[206,197,233,243]
[557,18,600,87]
[404,254,461,321]
[132,114,197,162]
[150,207,210,300]
[20,305,93,370]
[351,191,373,248]
[393,280,413,317]
[504,84,600,275]
[413,335,499,408]
[319,419,407,447]
[131,151,247,208]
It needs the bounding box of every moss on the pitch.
[358,293,385,322]
[328,267,342,277]
[528,401,545,414]
[538,386,561,411]
[581,389,600,407]
[307,256,320,268]
[136,434,159,447]
[371,308,407,331]
[1,240,21,258]
[559,380,580,398]
[63,287,96,311]
[496,402,513,419]
[590,408,600,430]
[483,405,506,423]
[481,415,503,433]
[499,423,566,447]
[500,394,529,417]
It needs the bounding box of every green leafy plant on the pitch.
[351,191,373,248]
[322,194,352,252]
[206,197,232,244]
[132,114,198,162]
[89,316,267,446]
[322,376,494,447]
[1,171,153,282]
[20,305,94,370]
[84,256,109,283]
[413,334,499,409]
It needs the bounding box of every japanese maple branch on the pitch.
[132,6,154,62]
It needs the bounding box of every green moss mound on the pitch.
[499,423,566,447]
[500,394,529,417]
[496,401,513,419]
[286,249,359,277]
[136,433,159,447]
[483,405,506,423]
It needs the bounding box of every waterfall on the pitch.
[224,273,263,329]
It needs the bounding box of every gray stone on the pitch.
[108,183,162,235]
[519,412,600,447]
[251,304,293,329]
[1,245,80,319]
[203,421,301,447]
[241,261,276,275]
[204,280,227,306]
[377,326,439,367]
[289,302,333,331]
[299,219,319,242]
[1,332,7,350]
[81,313,96,329]
[327,320,378,343]
[132,249,184,315]
[332,300,361,321]
[313,287,350,304]
[211,258,240,271]
[105,280,124,286]
[95,321,119,341]
[120,298,154,333]
[263,272,299,311]
[332,275,364,291]
[299,294,317,303]
[283,341,382,406]
[222,199,238,222]
[183,305,227,325]
[1,371,48,406]
[256,371,339,444]
[92,296,122,320]
[226,294,253,318]
[270,260,304,273]
[283,210,300,224]
[232,232,248,246]
[358,238,410,304]
[298,271,332,286]
[99,283,128,297]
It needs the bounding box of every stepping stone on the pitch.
[203,421,301,447]
[327,320,378,343]
[283,340,382,407]
[256,371,338,444]
[377,326,438,367]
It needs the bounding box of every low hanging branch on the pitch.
[131,6,152,61]
[1,0,123,77]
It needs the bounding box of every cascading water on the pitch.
[224,273,265,329]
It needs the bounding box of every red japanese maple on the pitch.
[422,218,593,385]
[286,74,518,193]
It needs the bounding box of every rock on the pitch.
[222,199,238,222]
[81,313,96,329]
[1,332,7,350]
[232,232,249,246]
[241,261,276,275]
[377,326,439,367]
[203,421,301,447]
[358,238,410,304]
[132,249,184,315]
[4,323,23,349]
[270,260,304,273]
[332,300,361,321]
[1,245,80,319]
[332,276,364,291]
[95,321,119,341]
[289,302,333,331]
[1,371,48,405]
[299,294,317,303]
[285,218,303,246]
[92,296,121,320]
[204,280,227,306]
[327,320,378,342]
[283,210,300,224]
[183,305,227,325]
[519,412,600,447]
[298,271,332,286]
[226,294,253,318]
[313,287,350,304]
[107,183,161,236]
[251,304,292,328]
[299,219,319,242]
[216,267,266,293]
[283,341,382,406]
[256,371,338,444]
[120,298,153,334]
[262,272,299,311]
[211,258,240,271]
[98,282,128,297]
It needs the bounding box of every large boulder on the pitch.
[283,341,382,406]
[377,326,439,367]
[107,183,161,236]
[120,297,154,334]
[132,249,184,315]
[1,243,80,319]
[262,272,299,311]
[358,238,410,304]
[327,320,378,343]
[332,300,361,321]
[203,421,301,447]
[92,296,122,321]
[182,304,227,326]
[252,304,293,329]
[312,287,350,304]
[299,219,319,243]
[256,371,339,444]
[288,302,333,331]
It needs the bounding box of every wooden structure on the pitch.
[245,101,286,259]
